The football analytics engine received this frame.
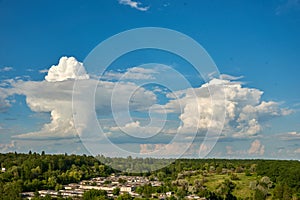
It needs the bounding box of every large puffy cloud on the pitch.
[7,57,88,138]
[45,57,89,82]
[0,56,293,155]
[163,78,291,137]
[10,80,75,139]
[5,57,156,139]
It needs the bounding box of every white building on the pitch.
[120,186,134,192]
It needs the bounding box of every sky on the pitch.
[0,0,300,160]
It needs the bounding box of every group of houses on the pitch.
[21,174,206,199]
[21,174,163,199]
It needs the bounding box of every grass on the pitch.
[181,171,277,199]
[187,172,265,199]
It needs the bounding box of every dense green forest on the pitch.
[0,152,299,199]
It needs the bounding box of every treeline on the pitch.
[255,160,300,199]
[0,152,300,199]
[0,152,115,199]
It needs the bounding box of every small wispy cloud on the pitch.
[118,0,150,11]
[220,74,244,81]
[102,66,157,81]
[38,69,48,74]
[279,131,300,140]
[0,67,13,72]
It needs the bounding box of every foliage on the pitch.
[117,193,133,200]
[113,187,120,196]
[0,153,300,199]
[0,152,114,197]
[83,189,108,200]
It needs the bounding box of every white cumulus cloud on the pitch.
[45,57,89,82]
[0,56,293,157]
[3,56,156,139]
[162,78,291,137]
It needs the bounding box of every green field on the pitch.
[183,172,275,199]
[204,173,257,199]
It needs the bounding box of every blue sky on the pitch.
[0,0,300,159]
